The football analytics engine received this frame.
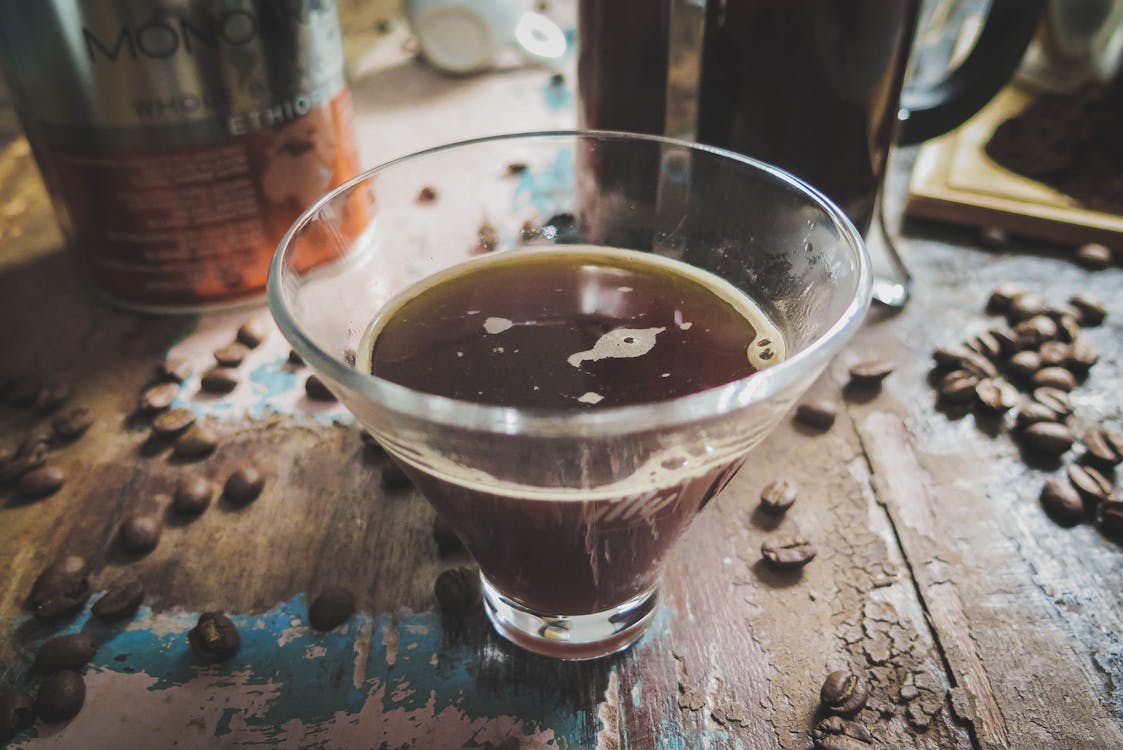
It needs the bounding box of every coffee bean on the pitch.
[959,350,999,378]
[820,670,869,716]
[152,407,196,437]
[308,586,356,631]
[35,633,97,673]
[1021,421,1074,457]
[1067,342,1099,373]
[173,475,213,515]
[761,536,817,569]
[417,185,438,202]
[140,381,179,412]
[932,345,971,370]
[8,375,43,406]
[18,465,65,499]
[287,349,304,367]
[34,381,70,413]
[1083,427,1123,467]
[52,407,95,441]
[975,378,1018,412]
[986,283,1024,313]
[35,670,85,723]
[434,567,481,614]
[1069,294,1106,326]
[173,424,218,459]
[117,513,162,554]
[381,462,412,490]
[0,688,34,742]
[304,374,336,402]
[1032,366,1076,391]
[477,220,499,253]
[1014,315,1058,348]
[989,326,1020,356]
[938,370,979,404]
[1075,242,1112,269]
[1008,293,1046,322]
[1097,499,1123,540]
[1038,341,1072,368]
[188,612,240,661]
[432,516,464,555]
[966,332,1002,360]
[213,342,250,368]
[1006,350,1042,381]
[1016,402,1063,430]
[236,319,269,348]
[1041,478,1085,523]
[29,556,87,603]
[0,441,48,484]
[91,574,145,622]
[1033,387,1073,417]
[200,367,238,394]
[1056,314,1081,344]
[848,359,895,387]
[1067,464,1113,505]
[813,715,873,750]
[795,400,837,430]
[506,162,528,176]
[224,465,264,505]
[157,356,192,383]
[760,479,798,515]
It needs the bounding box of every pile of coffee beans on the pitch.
[0,376,93,500]
[930,286,1120,538]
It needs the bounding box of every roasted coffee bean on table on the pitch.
[989,325,1020,355]
[848,359,895,387]
[975,378,1018,412]
[986,283,1024,313]
[34,633,97,673]
[27,558,90,622]
[34,670,85,724]
[173,424,219,459]
[0,439,49,484]
[157,356,192,383]
[1037,341,1072,368]
[1007,293,1046,322]
[959,350,999,378]
[1020,422,1075,457]
[309,586,356,631]
[173,475,214,515]
[51,407,95,441]
[795,400,837,430]
[236,318,269,348]
[91,573,146,622]
[1032,366,1077,392]
[152,407,196,438]
[0,688,35,742]
[17,465,65,500]
[820,670,869,715]
[1097,499,1123,539]
[1067,342,1099,373]
[1067,464,1113,506]
[287,349,304,367]
[1069,293,1106,326]
[1007,350,1042,381]
[304,374,336,402]
[1083,426,1123,467]
[1041,478,1086,524]
[188,612,240,661]
[761,536,817,569]
[117,513,162,554]
[200,367,239,394]
[1014,315,1059,348]
[1033,387,1073,417]
[966,332,1003,360]
[213,342,250,368]
[813,715,873,750]
[1016,402,1064,430]
[140,381,179,412]
[1075,242,1112,269]
[759,479,798,515]
[938,370,979,405]
[932,344,971,370]
[434,567,481,614]
[224,465,265,505]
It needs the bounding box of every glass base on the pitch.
[481,574,658,660]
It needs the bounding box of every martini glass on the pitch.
[268,131,870,660]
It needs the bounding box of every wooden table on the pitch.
[2,8,1122,750]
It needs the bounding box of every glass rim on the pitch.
[268,129,872,437]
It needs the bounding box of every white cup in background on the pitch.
[404,0,567,75]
